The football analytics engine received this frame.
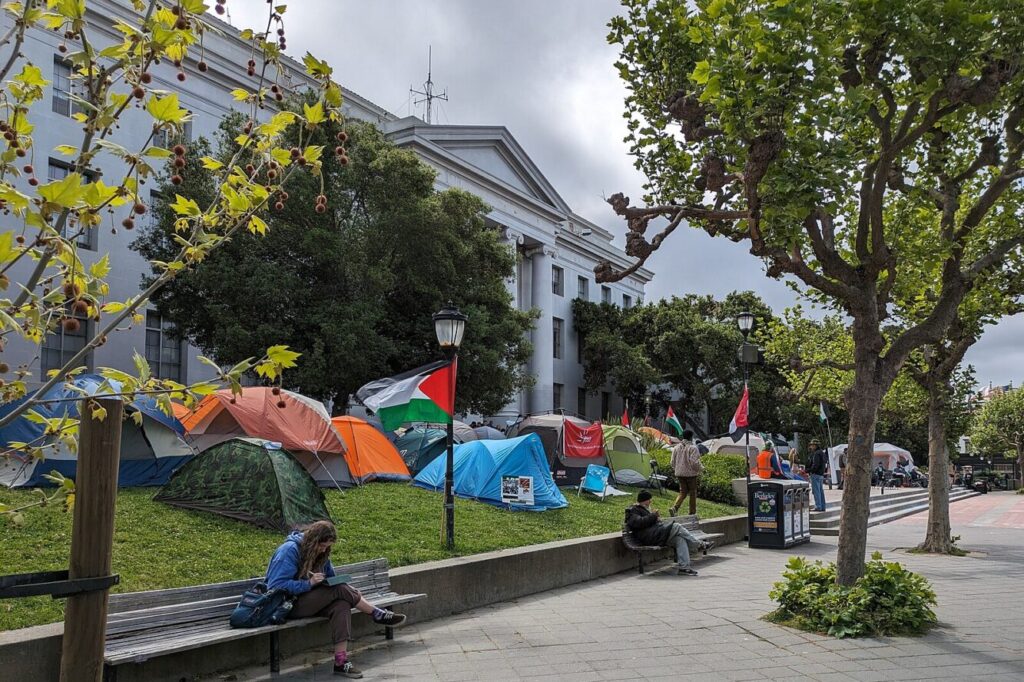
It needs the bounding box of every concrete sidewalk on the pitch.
[224,492,1024,681]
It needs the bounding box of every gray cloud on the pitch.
[230,1,1023,389]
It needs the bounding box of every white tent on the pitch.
[828,443,913,484]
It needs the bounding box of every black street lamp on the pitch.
[433,302,467,551]
[737,311,756,485]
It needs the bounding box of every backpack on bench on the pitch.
[229,582,294,628]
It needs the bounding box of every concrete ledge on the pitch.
[0,514,746,681]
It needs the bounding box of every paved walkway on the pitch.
[227,492,1024,681]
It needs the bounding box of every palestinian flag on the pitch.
[665,406,683,436]
[729,385,749,442]
[355,360,456,431]
[621,404,630,428]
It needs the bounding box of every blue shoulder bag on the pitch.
[229,581,294,628]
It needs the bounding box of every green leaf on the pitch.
[169,194,201,217]
[690,60,712,85]
[266,344,300,368]
[303,100,325,125]
[146,93,186,124]
[89,254,111,279]
[38,172,86,208]
[200,156,224,170]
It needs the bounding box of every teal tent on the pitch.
[413,433,568,511]
[394,426,447,474]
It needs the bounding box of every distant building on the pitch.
[2,1,651,422]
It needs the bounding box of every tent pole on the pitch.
[311,450,346,496]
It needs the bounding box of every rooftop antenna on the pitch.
[410,46,447,124]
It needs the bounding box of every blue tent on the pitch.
[394,426,447,474]
[413,433,568,511]
[0,374,194,487]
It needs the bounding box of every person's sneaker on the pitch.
[334,660,363,678]
[668,506,678,517]
[676,567,698,576]
[699,540,715,552]
[373,610,407,628]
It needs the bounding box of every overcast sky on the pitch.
[232,1,1022,392]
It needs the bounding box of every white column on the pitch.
[503,228,524,311]
[528,246,556,414]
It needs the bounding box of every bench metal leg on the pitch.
[270,631,281,673]
[638,553,645,575]
[385,626,394,640]
[103,664,117,682]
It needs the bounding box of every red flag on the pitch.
[563,421,605,458]
[621,405,630,428]
[729,385,749,442]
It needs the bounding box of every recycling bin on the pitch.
[748,479,811,549]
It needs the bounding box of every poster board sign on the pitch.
[501,475,534,505]
[751,489,777,533]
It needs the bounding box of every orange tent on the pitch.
[639,426,674,445]
[170,402,192,421]
[182,388,354,488]
[331,416,411,483]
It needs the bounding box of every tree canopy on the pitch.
[133,115,534,414]
[969,388,1024,479]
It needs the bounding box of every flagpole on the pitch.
[744,378,751,487]
[825,413,836,487]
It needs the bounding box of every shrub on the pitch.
[766,552,938,638]
[698,454,748,504]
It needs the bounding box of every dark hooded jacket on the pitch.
[624,503,672,545]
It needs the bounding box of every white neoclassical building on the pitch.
[1,1,652,422]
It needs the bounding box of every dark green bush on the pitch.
[652,452,746,504]
[766,552,938,638]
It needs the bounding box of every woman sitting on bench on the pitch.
[266,520,407,679]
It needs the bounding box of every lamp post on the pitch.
[737,311,755,485]
[433,301,467,551]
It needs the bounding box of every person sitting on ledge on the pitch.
[265,520,407,679]
[624,490,712,576]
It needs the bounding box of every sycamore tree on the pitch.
[602,0,1024,583]
[0,0,344,520]
[133,115,535,414]
[970,387,1024,488]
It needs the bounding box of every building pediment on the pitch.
[384,119,570,214]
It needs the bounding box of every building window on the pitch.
[49,160,96,250]
[623,294,633,309]
[146,310,183,381]
[577,388,587,417]
[553,383,563,411]
[601,391,611,420]
[41,310,91,375]
[551,265,564,297]
[552,317,563,359]
[601,285,612,304]
[577,276,588,301]
[52,57,77,116]
[155,121,193,148]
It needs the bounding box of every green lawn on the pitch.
[0,484,741,630]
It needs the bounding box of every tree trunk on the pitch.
[835,376,883,585]
[918,389,953,553]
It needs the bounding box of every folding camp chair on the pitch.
[577,464,611,501]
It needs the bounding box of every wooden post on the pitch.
[60,397,122,682]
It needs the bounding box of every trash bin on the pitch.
[800,488,811,540]
[748,479,812,549]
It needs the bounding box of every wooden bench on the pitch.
[622,515,725,575]
[102,557,424,681]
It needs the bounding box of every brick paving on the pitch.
[226,491,1024,681]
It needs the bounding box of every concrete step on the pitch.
[810,488,931,523]
[810,489,980,536]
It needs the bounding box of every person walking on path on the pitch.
[806,439,829,512]
[265,520,407,679]
[625,490,711,576]
[668,429,703,517]
[837,449,848,490]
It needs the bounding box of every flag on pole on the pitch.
[621,402,630,428]
[665,406,683,435]
[729,385,749,442]
[355,360,456,431]
[819,401,829,423]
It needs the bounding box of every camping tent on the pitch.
[703,434,767,470]
[181,388,354,488]
[330,416,411,483]
[452,420,478,443]
[394,426,447,474]
[413,433,568,511]
[602,425,655,486]
[155,438,331,531]
[507,414,606,486]
[828,443,914,485]
[473,425,505,440]
[639,426,673,445]
[0,374,193,488]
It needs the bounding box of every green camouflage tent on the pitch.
[155,438,331,531]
